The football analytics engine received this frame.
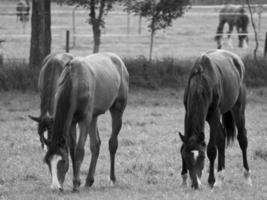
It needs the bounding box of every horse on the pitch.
[179,49,252,189]
[29,53,74,149]
[16,0,30,22]
[214,4,249,49]
[43,52,129,192]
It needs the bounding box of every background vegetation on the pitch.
[0,55,267,91]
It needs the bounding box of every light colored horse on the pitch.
[29,53,74,149]
[43,52,129,192]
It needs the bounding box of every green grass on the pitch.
[0,88,267,199]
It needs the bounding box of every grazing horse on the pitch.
[214,4,249,49]
[43,52,129,191]
[16,0,30,22]
[29,53,74,149]
[179,49,252,189]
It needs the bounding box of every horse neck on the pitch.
[185,78,210,138]
[51,68,73,146]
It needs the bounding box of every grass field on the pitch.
[0,88,267,200]
[1,1,267,60]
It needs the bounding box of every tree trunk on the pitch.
[29,0,51,70]
[149,28,155,62]
[92,21,101,53]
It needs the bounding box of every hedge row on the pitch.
[0,55,266,91]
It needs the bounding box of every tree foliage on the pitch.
[124,0,190,61]
[127,0,190,32]
[58,0,120,52]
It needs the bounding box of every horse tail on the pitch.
[222,111,236,146]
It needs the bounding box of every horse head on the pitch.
[179,132,206,189]
[44,137,69,191]
[28,115,53,149]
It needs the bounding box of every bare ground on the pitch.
[0,88,267,200]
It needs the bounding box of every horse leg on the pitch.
[109,99,126,185]
[180,145,188,186]
[214,121,226,187]
[227,24,234,49]
[207,110,221,188]
[232,87,252,186]
[69,124,78,189]
[85,116,101,187]
[215,20,225,49]
[72,119,89,191]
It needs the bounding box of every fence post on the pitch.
[264,32,267,57]
[66,30,70,53]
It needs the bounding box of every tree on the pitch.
[246,0,259,60]
[61,0,120,53]
[125,0,190,61]
[29,0,51,70]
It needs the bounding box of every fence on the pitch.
[1,3,267,61]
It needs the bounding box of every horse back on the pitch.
[70,53,129,116]
[201,50,245,112]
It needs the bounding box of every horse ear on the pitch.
[28,115,41,123]
[179,132,186,143]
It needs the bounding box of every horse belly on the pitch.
[219,76,240,113]
[93,73,121,115]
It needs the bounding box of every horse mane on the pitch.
[50,65,72,148]
[39,54,62,117]
[185,57,212,138]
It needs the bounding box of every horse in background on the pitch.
[42,52,129,192]
[214,4,249,49]
[29,53,74,149]
[16,0,30,22]
[179,49,252,189]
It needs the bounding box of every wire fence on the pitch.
[1,4,267,60]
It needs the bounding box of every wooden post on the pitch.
[66,30,70,53]
[264,32,267,57]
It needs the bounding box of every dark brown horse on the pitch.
[43,52,129,191]
[16,0,30,22]
[214,4,249,49]
[179,49,252,189]
[29,53,74,149]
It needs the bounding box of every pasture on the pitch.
[0,88,267,199]
[1,1,267,59]
[1,1,267,200]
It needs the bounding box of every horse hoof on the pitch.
[181,182,187,187]
[73,179,81,189]
[213,180,222,188]
[109,180,116,187]
[72,187,79,193]
[85,179,94,187]
[244,170,252,186]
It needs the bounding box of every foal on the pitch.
[179,49,252,189]
[43,52,129,191]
